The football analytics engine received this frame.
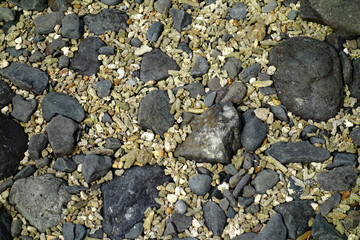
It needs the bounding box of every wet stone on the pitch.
[81,154,112,183]
[317,166,359,192]
[52,157,77,173]
[58,55,69,69]
[96,79,112,98]
[229,3,247,20]
[84,8,128,35]
[203,202,226,236]
[61,13,84,39]
[13,165,36,181]
[312,214,346,240]
[0,80,14,109]
[319,192,341,217]
[33,12,64,35]
[239,63,261,83]
[252,169,279,194]
[241,116,267,152]
[270,105,288,122]
[215,81,247,105]
[147,21,163,43]
[11,95,37,122]
[190,56,209,77]
[188,174,212,196]
[170,8,191,32]
[130,38,142,47]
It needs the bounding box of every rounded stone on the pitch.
[188,174,212,196]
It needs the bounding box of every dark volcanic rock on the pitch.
[215,81,247,105]
[326,152,358,170]
[190,56,209,77]
[188,174,212,196]
[42,91,85,122]
[33,12,64,35]
[349,58,360,100]
[28,133,48,160]
[241,116,267,152]
[0,208,12,240]
[52,157,77,173]
[203,202,226,236]
[317,166,359,192]
[147,21,163,43]
[140,48,179,83]
[266,141,330,164]
[339,51,353,85]
[61,13,84,39]
[275,200,315,239]
[70,36,105,76]
[0,113,28,180]
[253,213,287,240]
[286,175,305,200]
[101,165,170,239]
[169,8,192,32]
[175,102,241,164]
[222,57,242,80]
[9,174,70,233]
[138,90,174,136]
[164,213,192,234]
[0,80,14,109]
[0,62,48,95]
[9,0,48,11]
[11,95,37,122]
[319,192,341,217]
[252,169,279,194]
[84,8,128,35]
[81,154,112,183]
[269,36,343,121]
[312,214,346,240]
[174,82,206,98]
[344,210,360,230]
[13,165,36,181]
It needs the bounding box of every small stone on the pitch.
[188,174,212,196]
[239,63,261,83]
[270,105,288,122]
[319,192,341,216]
[301,125,319,140]
[190,56,209,77]
[229,169,246,188]
[174,200,187,214]
[254,213,287,240]
[229,3,247,20]
[52,157,77,172]
[170,8,191,32]
[215,81,247,105]
[29,50,44,63]
[317,166,359,192]
[165,213,192,233]
[100,0,122,5]
[233,174,251,198]
[222,57,242,80]
[227,207,236,218]
[11,95,37,122]
[343,210,360,229]
[245,204,260,214]
[350,127,360,145]
[105,137,122,150]
[237,197,254,208]
[223,189,237,207]
[13,165,36,181]
[339,51,353,84]
[203,202,226,236]
[33,12,64,35]
[84,9,128,35]
[287,10,298,20]
[259,87,277,95]
[252,169,279,194]
[102,113,113,124]
[0,8,15,21]
[62,222,75,240]
[96,79,112,98]
[219,198,230,211]
[262,0,277,13]
[98,46,115,55]
[35,157,51,169]
[130,38,142,47]
[312,214,346,240]
[65,185,88,194]
[58,55,69,69]
[0,208,11,239]
[224,164,238,176]
[286,175,305,200]
[0,179,13,194]
[82,154,112,183]
[147,21,163,43]
[75,224,86,240]
[154,0,171,12]
[204,91,216,107]
[125,222,143,239]
[61,13,84,39]
[326,152,358,170]
[242,185,256,198]
[177,42,192,57]
[208,77,222,91]
[11,218,22,237]
[241,116,267,152]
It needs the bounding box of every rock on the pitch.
[259,87,276,95]
[28,50,44,63]
[70,36,105,76]
[35,157,51,169]
[350,59,360,100]
[65,185,88,194]
[286,175,305,200]
[239,63,261,83]
[266,141,330,164]
[84,9,128,35]
[52,157,77,173]
[33,12,64,35]
[219,199,229,211]
[98,46,115,55]
[0,62,48,95]
[100,0,122,5]
[233,174,251,198]
[224,164,238,176]
[0,80,14,109]
[344,210,360,229]
[350,127,360,146]
[188,174,212,196]
[0,8,15,21]
[174,82,206,98]
[174,200,187,214]
[0,113,28,179]
[13,165,36,180]
[175,103,241,164]
[28,133,48,160]
[223,57,242,80]
[229,169,246,188]
[42,91,85,123]
[274,200,315,239]
[105,137,122,150]
[5,47,26,58]
[287,9,298,20]
[9,174,70,233]
[62,222,75,240]
[262,0,277,13]
[10,95,37,122]
[301,125,319,140]
[203,202,226,236]
[215,81,247,105]
[0,208,12,240]
[317,166,359,192]
[312,214,346,240]
[169,8,191,32]
[11,218,22,237]
[270,105,288,122]
[178,42,192,58]
[223,189,237,207]
[61,13,84,39]
[241,116,267,152]
[251,169,279,194]
[48,0,71,12]
[46,39,67,55]
[81,154,112,183]
[253,213,286,240]
[154,0,171,12]
[164,213,192,234]
[208,77,222,91]
[269,36,343,121]
[10,0,48,11]
[138,90,174,136]
[339,51,353,85]
[102,165,170,239]
[325,33,346,52]
[326,152,358,170]
[96,79,112,98]
[130,38,142,47]
[125,222,143,239]
[190,56,209,77]
[242,185,256,198]
[232,232,257,240]
[140,48,179,82]
[229,3,247,20]
[204,91,216,107]
[58,55,69,69]
[46,115,79,157]
[319,192,341,217]
[147,21,163,42]
[0,179,13,194]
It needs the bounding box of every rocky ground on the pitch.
[0,0,360,239]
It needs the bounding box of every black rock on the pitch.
[266,141,330,164]
[154,0,171,12]
[190,56,209,77]
[326,152,358,170]
[84,8,128,35]
[9,0,47,11]
[237,197,254,208]
[188,174,212,196]
[325,33,345,52]
[222,57,242,80]
[105,137,122,150]
[28,50,44,63]
[241,116,267,152]
[229,169,245,188]
[229,3,247,20]
[0,7,15,22]
[350,127,360,146]
[147,21,163,43]
[81,154,112,183]
[270,105,288,122]
[46,39,67,55]
[215,82,247,105]
[53,157,77,172]
[62,222,86,240]
[169,8,191,32]
[349,59,360,100]
[233,174,251,198]
[223,189,237,207]
[242,185,256,198]
[251,169,279,194]
[0,62,48,95]
[275,200,315,239]
[125,222,143,239]
[5,47,26,58]
[301,124,319,140]
[0,113,28,180]
[175,103,241,164]
[0,80,14,109]
[253,213,287,240]
[269,36,343,121]
[310,136,325,145]
[239,63,261,83]
[286,175,305,200]
[165,213,192,234]
[101,113,113,124]
[317,166,359,192]
[13,165,36,180]
[173,82,206,98]
[11,95,37,122]
[232,232,257,240]
[319,192,341,217]
[245,203,260,214]
[312,214,346,240]
[203,202,226,236]
[98,46,115,55]
[61,13,84,39]
[70,36,105,76]
[339,51,353,84]
[0,208,12,240]
[46,115,79,157]
[35,157,51,168]
[33,12,64,35]
[96,79,112,98]
[140,48,180,83]
[9,174,70,233]
[72,154,85,165]
[0,179,14,194]
[102,165,170,239]
[42,91,85,123]
[343,210,360,229]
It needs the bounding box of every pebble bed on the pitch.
[0,0,360,240]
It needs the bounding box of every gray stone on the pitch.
[223,189,237,207]
[0,62,48,95]
[229,169,246,188]
[286,175,305,200]
[102,113,113,123]
[350,58,360,100]
[269,36,343,121]
[242,185,256,198]
[105,137,122,150]
[266,141,330,164]
[28,50,44,63]
[0,80,14,109]
[310,136,325,145]
[13,165,36,180]
[81,154,112,183]
[233,174,251,198]
[190,56,209,77]
[96,79,112,98]
[130,38,142,47]
[178,42,192,58]
[224,164,238,176]
[219,198,229,211]
[0,113,28,180]
[262,0,277,13]
[223,57,242,80]
[98,46,115,55]
[317,166,359,192]
[188,174,212,196]
[124,222,143,239]
[165,213,192,234]
[326,152,358,170]
[46,115,78,157]
[252,169,279,194]
[58,55,69,69]
[170,8,191,32]
[5,47,26,58]
[84,9,128,35]
[175,103,241,164]
[102,165,171,239]
[34,12,64,35]
[232,232,257,240]
[11,218,22,237]
[174,200,187,214]
[241,116,267,152]
[11,0,48,11]
[215,81,247,105]
[42,91,85,122]
[253,213,287,240]
[0,179,13,194]
[65,185,88,194]
[301,125,319,140]
[140,48,179,82]
[53,158,77,172]
[11,95,37,122]
[47,39,67,55]
[0,208,12,240]
[72,154,85,165]
[344,210,360,229]
[208,77,222,91]
[237,197,254,208]
[229,3,247,20]
[325,33,346,52]
[319,192,341,216]
[61,13,84,39]
[350,127,360,146]
[63,222,75,240]
[245,204,260,214]
[48,0,71,12]
[259,86,276,95]
[270,105,288,122]
[239,63,261,83]
[204,91,216,107]
[174,82,205,98]
[100,0,121,5]
[0,8,15,21]
[35,157,51,168]
[203,202,226,236]
[312,214,346,240]
[287,10,298,20]
[75,225,86,240]
[9,174,70,233]
[339,52,353,84]
[154,0,171,12]
[147,21,163,43]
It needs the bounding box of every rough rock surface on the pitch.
[269,36,343,121]
[203,202,226,236]
[0,80,14,109]
[215,81,247,105]
[175,102,241,164]
[317,166,359,192]
[101,165,170,239]
[81,154,112,183]
[253,213,287,240]
[312,214,346,240]
[84,8,128,35]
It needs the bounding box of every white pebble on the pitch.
[167,194,178,204]
[117,68,125,79]
[267,65,276,75]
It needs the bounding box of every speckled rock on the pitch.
[84,8,128,35]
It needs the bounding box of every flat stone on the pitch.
[48,0,71,12]
[81,154,112,183]
[84,8,128,35]
[0,62,48,95]
[100,0,122,5]
[52,157,77,173]
[241,116,267,152]
[312,214,346,240]
[253,213,287,240]
[165,213,192,233]
[105,137,122,150]
[223,189,237,207]
[0,179,14,194]
[232,232,257,240]
[317,166,359,192]
[204,91,216,107]
[203,202,226,236]
[140,48,179,83]
[46,39,67,55]
[102,165,170,239]
[266,141,330,164]
[175,102,241,164]
[42,91,85,123]
[59,55,69,69]
[0,8,15,21]
[13,165,36,181]
[28,50,44,63]
[326,152,358,170]
[190,56,209,77]
[96,79,112,98]
[270,105,288,122]
[242,185,256,198]
[61,13,84,39]
[9,174,70,233]
[269,36,343,121]
[11,95,37,122]
[222,57,242,80]
[233,174,251,198]
[245,203,260,214]
[124,222,143,239]
[155,0,171,12]
[170,8,191,32]
[229,3,247,20]
[319,192,341,217]
[33,12,64,35]
[188,174,212,196]
[130,38,142,47]
[0,80,14,109]
[35,157,51,169]
[147,21,163,43]
[259,86,276,95]
[344,210,360,229]
[251,169,279,194]
[208,77,222,91]
[215,81,247,105]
